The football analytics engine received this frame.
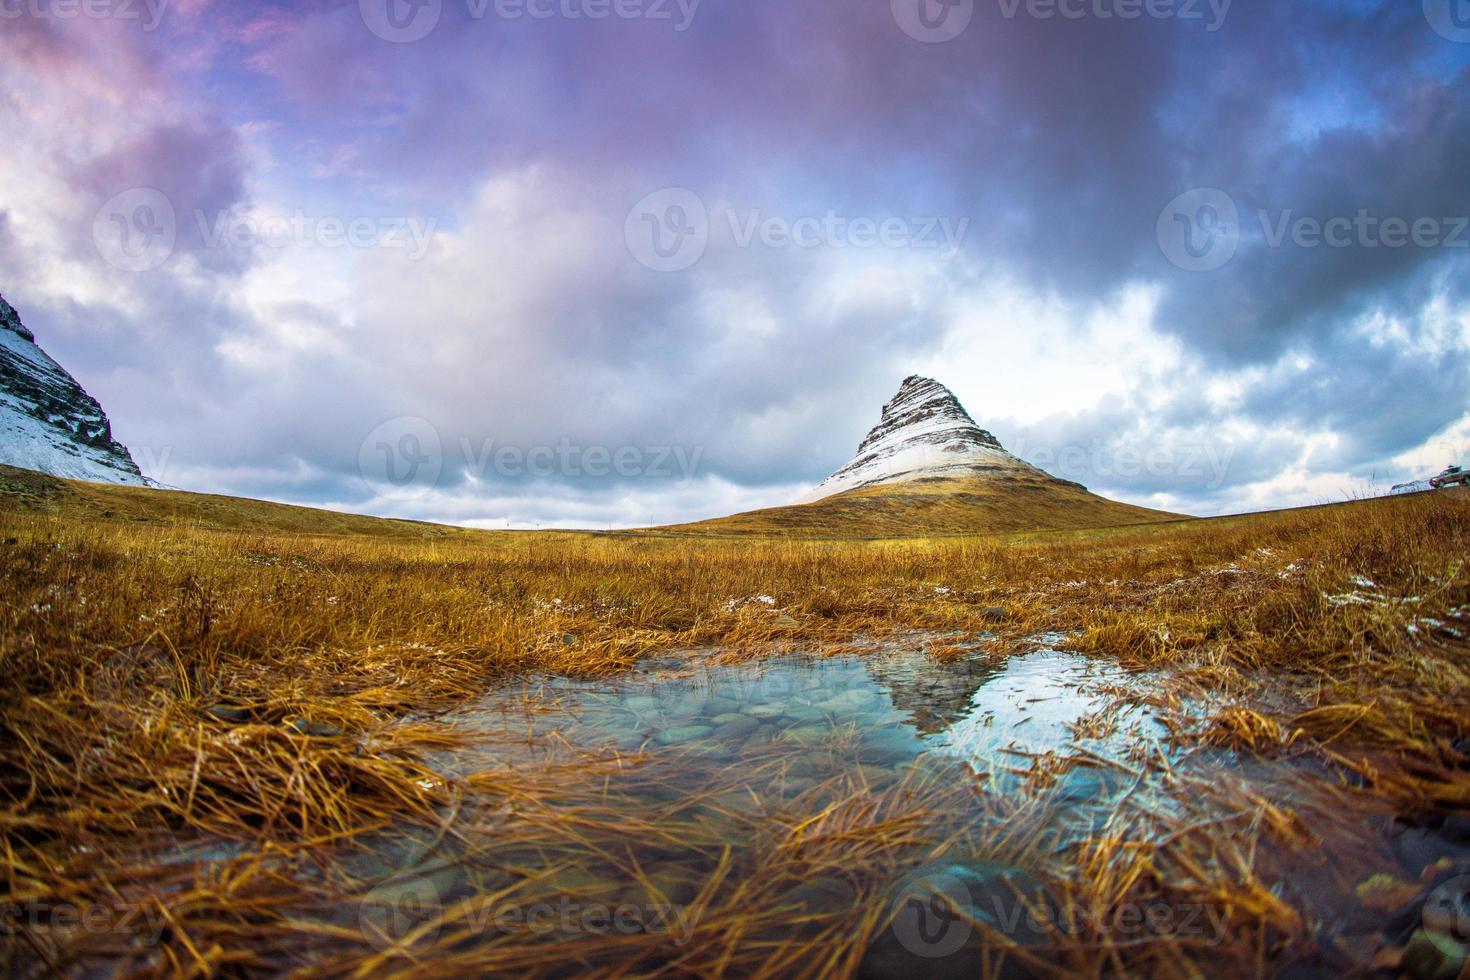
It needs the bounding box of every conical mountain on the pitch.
[673,376,1180,537]
[802,375,1050,502]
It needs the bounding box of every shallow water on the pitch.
[453,636,1164,768]
[118,636,1460,976]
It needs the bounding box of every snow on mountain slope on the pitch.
[664,375,1179,536]
[0,292,148,486]
[801,376,1052,503]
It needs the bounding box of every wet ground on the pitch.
[32,635,1469,977]
[292,634,1468,977]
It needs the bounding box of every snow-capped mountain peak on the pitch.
[2,294,35,343]
[800,376,1045,502]
[0,292,148,486]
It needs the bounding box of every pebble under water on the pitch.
[275,637,1468,977]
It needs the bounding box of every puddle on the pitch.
[443,639,1172,822]
[451,643,997,768]
[85,636,1464,976]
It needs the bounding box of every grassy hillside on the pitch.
[0,464,1178,541]
[0,463,465,539]
[660,473,1181,538]
[2,469,1469,975]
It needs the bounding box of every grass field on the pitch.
[2,466,1469,975]
[655,472,1180,537]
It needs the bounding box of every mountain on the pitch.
[668,376,1180,537]
[0,293,147,486]
[801,375,1057,502]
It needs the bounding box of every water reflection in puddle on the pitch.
[287,638,1422,976]
[936,649,1166,757]
[451,637,1168,805]
[413,636,1181,903]
[457,637,1157,766]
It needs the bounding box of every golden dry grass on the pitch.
[654,473,1180,538]
[2,469,1469,975]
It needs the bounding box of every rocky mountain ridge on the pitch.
[0,292,147,485]
[801,375,1058,502]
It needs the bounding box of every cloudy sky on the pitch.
[2,0,1468,528]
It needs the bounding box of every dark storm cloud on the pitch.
[1152,66,1470,363]
[3,0,1467,524]
[77,122,253,275]
[243,0,1468,351]
[1249,330,1470,468]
